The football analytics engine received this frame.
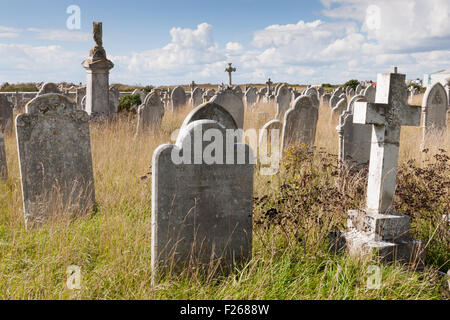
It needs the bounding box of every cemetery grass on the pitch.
[0,98,448,300]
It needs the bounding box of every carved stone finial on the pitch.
[89,21,107,62]
[93,22,103,47]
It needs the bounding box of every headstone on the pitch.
[38,83,60,96]
[265,78,273,99]
[317,87,324,97]
[233,86,244,100]
[244,87,257,109]
[321,93,331,106]
[332,69,424,265]
[259,119,282,175]
[151,120,254,275]
[82,22,114,118]
[181,101,237,130]
[136,92,165,135]
[132,89,146,105]
[275,84,291,119]
[421,82,448,149]
[171,86,186,111]
[202,89,215,103]
[0,94,14,132]
[331,97,347,123]
[0,132,7,181]
[81,95,86,111]
[305,91,320,109]
[363,86,376,103]
[257,87,267,103]
[191,87,204,108]
[76,86,86,110]
[336,95,371,168]
[329,92,341,110]
[210,88,245,129]
[281,95,318,152]
[347,87,355,98]
[333,87,344,97]
[355,84,363,95]
[304,87,318,100]
[16,94,95,228]
[109,86,120,114]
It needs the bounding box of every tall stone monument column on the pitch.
[82,22,114,118]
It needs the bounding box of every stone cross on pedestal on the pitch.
[353,68,421,215]
[266,78,273,95]
[190,81,197,92]
[225,63,236,87]
[332,68,425,266]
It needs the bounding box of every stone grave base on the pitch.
[330,210,425,268]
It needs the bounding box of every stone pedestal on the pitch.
[331,210,425,267]
[82,59,114,118]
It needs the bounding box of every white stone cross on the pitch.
[353,68,421,215]
[225,63,236,87]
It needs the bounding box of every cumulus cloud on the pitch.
[0,42,85,81]
[2,0,449,85]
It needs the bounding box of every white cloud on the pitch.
[2,1,449,85]
[0,26,21,38]
[28,28,90,42]
[0,42,85,82]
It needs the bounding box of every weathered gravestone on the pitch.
[304,87,318,100]
[181,101,237,130]
[321,93,331,106]
[0,94,14,132]
[336,95,371,169]
[259,119,282,176]
[331,68,425,265]
[132,89,146,105]
[331,97,347,123]
[171,86,186,111]
[16,94,95,228]
[305,91,320,109]
[136,92,165,135]
[210,88,245,129]
[421,82,448,149]
[0,132,7,181]
[355,84,363,95]
[191,87,204,108]
[151,120,254,276]
[109,86,120,114]
[38,82,61,96]
[329,92,341,110]
[363,85,376,103]
[244,87,257,109]
[202,89,215,103]
[76,86,86,110]
[81,95,86,111]
[281,95,318,153]
[275,84,291,119]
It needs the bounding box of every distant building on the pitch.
[423,69,450,87]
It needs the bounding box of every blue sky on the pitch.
[0,0,449,86]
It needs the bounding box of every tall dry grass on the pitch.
[0,94,448,299]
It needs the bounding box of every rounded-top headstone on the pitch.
[181,101,238,130]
